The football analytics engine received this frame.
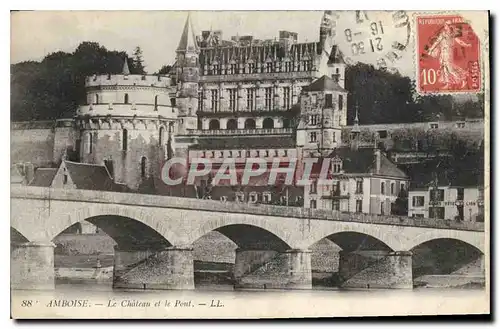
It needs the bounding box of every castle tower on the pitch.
[296,75,348,157]
[176,13,200,134]
[75,58,177,191]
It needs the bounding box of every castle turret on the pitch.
[176,13,200,134]
[319,10,333,54]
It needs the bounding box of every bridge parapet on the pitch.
[10,186,485,232]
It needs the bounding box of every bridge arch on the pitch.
[186,216,296,250]
[45,204,177,248]
[403,230,484,254]
[303,222,402,252]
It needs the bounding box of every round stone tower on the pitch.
[75,59,177,190]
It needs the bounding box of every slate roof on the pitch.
[62,161,126,192]
[302,75,347,93]
[327,147,408,178]
[190,135,297,150]
[29,168,57,187]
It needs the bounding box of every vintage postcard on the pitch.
[10,10,490,319]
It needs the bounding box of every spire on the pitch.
[177,12,198,53]
[122,57,130,75]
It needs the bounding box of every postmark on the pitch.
[416,14,481,93]
[332,10,412,73]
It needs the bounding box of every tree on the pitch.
[391,185,408,216]
[155,65,173,75]
[132,46,146,74]
[11,41,142,121]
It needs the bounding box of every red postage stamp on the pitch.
[417,14,481,93]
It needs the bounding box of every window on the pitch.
[230,64,237,74]
[211,89,219,112]
[198,91,204,111]
[309,132,317,143]
[104,159,114,179]
[246,88,255,111]
[378,130,388,139]
[249,192,258,203]
[380,201,385,215]
[310,200,317,209]
[310,114,320,125]
[283,87,291,109]
[356,180,363,193]
[338,95,343,110]
[170,98,176,107]
[457,188,464,200]
[246,150,251,157]
[226,119,238,130]
[311,94,317,105]
[430,123,439,129]
[325,94,333,107]
[283,119,291,129]
[430,189,445,202]
[332,200,340,211]
[266,62,273,73]
[356,200,362,213]
[159,127,165,146]
[213,64,220,75]
[265,87,273,110]
[63,170,68,185]
[263,118,274,129]
[122,129,128,151]
[265,150,269,157]
[412,196,425,207]
[85,132,93,154]
[310,179,317,194]
[94,94,99,104]
[263,192,271,203]
[429,206,445,219]
[220,196,227,202]
[391,182,395,195]
[284,150,288,157]
[244,118,256,129]
[209,119,220,130]
[124,93,129,104]
[154,95,159,110]
[400,183,405,191]
[284,61,292,72]
[381,182,385,195]
[456,122,466,128]
[140,156,147,178]
[248,63,255,73]
[332,161,341,173]
[236,192,245,202]
[229,89,237,112]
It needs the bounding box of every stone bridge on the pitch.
[10,186,485,290]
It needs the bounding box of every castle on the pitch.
[11,12,481,219]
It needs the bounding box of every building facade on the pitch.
[408,186,485,222]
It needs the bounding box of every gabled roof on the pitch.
[302,75,347,93]
[29,168,57,187]
[190,135,296,150]
[177,13,199,53]
[63,161,128,192]
[328,147,408,178]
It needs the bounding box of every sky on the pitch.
[11,10,488,80]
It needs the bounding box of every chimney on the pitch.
[374,148,381,174]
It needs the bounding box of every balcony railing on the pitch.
[188,128,293,136]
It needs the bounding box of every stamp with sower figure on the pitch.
[417,14,481,93]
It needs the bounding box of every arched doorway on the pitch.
[226,119,238,130]
[209,119,220,130]
[244,118,256,129]
[262,118,274,129]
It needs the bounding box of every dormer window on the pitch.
[332,160,342,173]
